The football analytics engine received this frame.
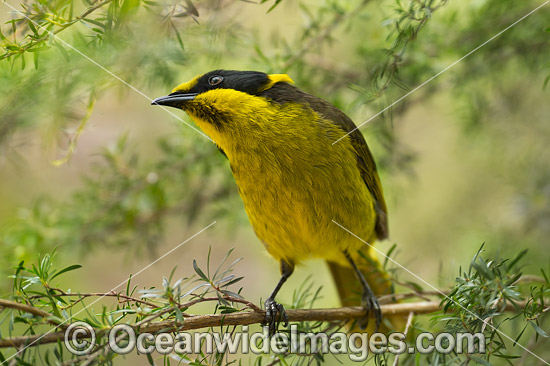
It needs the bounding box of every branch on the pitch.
[0,299,64,328]
[0,299,531,349]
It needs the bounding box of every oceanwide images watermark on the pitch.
[65,322,486,361]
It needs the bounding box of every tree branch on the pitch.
[0,299,531,349]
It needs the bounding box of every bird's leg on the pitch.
[343,251,382,331]
[263,260,294,335]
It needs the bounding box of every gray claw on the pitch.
[359,292,382,331]
[263,298,288,335]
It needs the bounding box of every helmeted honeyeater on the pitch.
[153,70,393,333]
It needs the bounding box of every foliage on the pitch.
[0,247,548,365]
[1,249,252,365]
[1,0,549,364]
[1,133,239,269]
[432,248,550,365]
[1,0,548,263]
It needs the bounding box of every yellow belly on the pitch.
[230,120,377,266]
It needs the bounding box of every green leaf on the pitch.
[513,324,527,345]
[28,46,50,52]
[541,269,550,284]
[507,249,527,271]
[224,276,244,287]
[266,0,283,13]
[126,274,133,295]
[27,20,38,36]
[51,264,82,280]
[543,75,550,91]
[82,18,106,28]
[146,352,155,365]
[221,290,243,299]
[174,306,184,322]
[492,353,521,359]
[218,305,239,313]
[528,321,549,337]
[192,259,208,281]
[383,243,397,269]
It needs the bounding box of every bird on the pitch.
[152,70,393,334]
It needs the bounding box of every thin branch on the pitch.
[0,299,533,349]
[393,311,415,366]
[135,294,262,327]
[28,289,160,308]
[282,0,372,70]
[76,0,114,21]
[378,290,445,303]
[0,299,64,328]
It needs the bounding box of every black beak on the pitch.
[151,93,198,108]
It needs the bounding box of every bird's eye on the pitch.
[208,75,224,86]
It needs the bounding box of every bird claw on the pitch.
[359,291,382,331]
[263,298,288,335]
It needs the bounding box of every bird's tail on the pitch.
[328,250,405,332]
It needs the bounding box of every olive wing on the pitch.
[260,83,388,240]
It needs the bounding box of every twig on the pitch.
[514,275,547,285]
[378,290,445,304]
[136,294,262,327]
[28,289,160,309]
[0,299,65,329]
[282,0,372,70]
[393,311,415,366]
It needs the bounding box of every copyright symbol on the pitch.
[64,321,96,355]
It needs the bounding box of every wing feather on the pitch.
[260,83,389,239]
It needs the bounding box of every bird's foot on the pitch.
[359,291,382,331]
[263,298,288,335]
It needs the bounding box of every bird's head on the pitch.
[152,70,294,146]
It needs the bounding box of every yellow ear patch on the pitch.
[259,74,295,92]
[269,74,294,84]
[172,75,200,93]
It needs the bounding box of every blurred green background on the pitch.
[0,0,549,364]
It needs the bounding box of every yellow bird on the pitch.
[153,70,393,333]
